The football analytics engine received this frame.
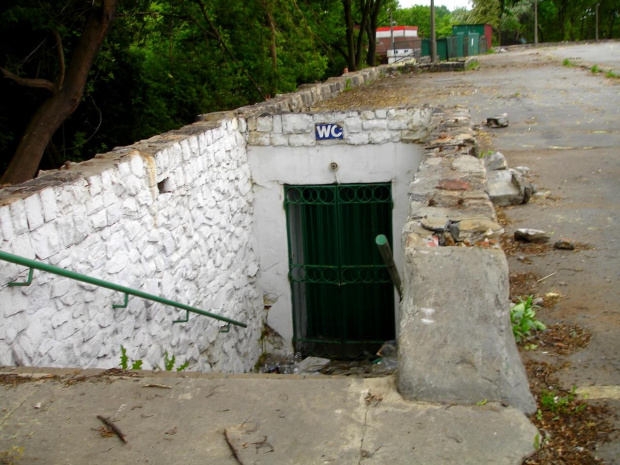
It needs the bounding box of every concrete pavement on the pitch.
[546,41,620,74]
[0,368,537,465]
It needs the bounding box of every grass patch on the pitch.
[605,69,619,79]
[465,59,480,71]
[562,58,574,67]
[591,64,601,73]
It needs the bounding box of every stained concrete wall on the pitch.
[246,109,431,351]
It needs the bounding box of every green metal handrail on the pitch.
[0,250,246,328]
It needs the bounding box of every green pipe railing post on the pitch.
[375,234,402,300]
[0,250,246,328]
[8,267,34,287]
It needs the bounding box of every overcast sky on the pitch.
[398,0,472,11]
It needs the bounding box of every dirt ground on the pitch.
[314,45,620,464]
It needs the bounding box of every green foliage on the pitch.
[510,296,546,343]
[539,385,587,417]
[120,346,187,371]
[164,351,175,371]
[119,345,142,370]
[119,345,129,370]
[562,58,574,67]
[465,60,480,71]
[163,351,189,372]
[591,64,601,73]
[606,70,620,79]
[393,4,453,39]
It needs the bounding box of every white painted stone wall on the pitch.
[0,119,263,373]
[246,109,432,352]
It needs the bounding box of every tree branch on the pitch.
[52,30,66,90]
[0,66,57,93]
[192,0,266,99]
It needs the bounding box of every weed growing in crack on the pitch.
[119,345,143,370]
[119,345,188,371]
[510,296,546,343]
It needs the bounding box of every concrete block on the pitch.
[452,155,484,175]
[31,223,61,259]
[85,195,104,215]
[51,279,72,298]
[87,174,103,196]
[0,205,15,241]
[270,134,289,147]
[369,130,392,144]
[90,210,107,230]
[106,251,129,274]
[10,233,35,260]
[375,109,388,119]
[486,170,520,206]
[180,139,192,162]
[10,200,29,235]
[344,116,362,133]
[40,188,59,222]
[401,129,428,143]
[256,116,273,132]
[24,194,44,231]
[483,151,508,171]
[289,133,315,147]
[247,132,270,146]
[282,114,314,134]
[362,119,388,130]
[345,132,369,145]
[388,119,409,130]
[398,246,536,414]
[106,204,122,226]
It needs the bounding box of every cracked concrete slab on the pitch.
[0,369,537,464]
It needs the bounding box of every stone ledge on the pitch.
[398,107,536,414]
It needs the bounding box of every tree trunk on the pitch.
[1,0,118,186]
[355,0,372,67]
[342,0,357,71]
[366,0,382,67]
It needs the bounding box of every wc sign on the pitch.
[315,123,344,140]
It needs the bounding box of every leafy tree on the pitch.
[0,0,333,183]
[0,0,119,185]
[393,4,453,38]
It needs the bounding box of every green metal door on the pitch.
[468,33,480,55]
[456,32,465,58]
[285,183,395,358]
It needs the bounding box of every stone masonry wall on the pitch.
[0,64,396,372]
[0,119,262,373]
[245,108,432,147]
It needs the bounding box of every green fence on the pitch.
[421,34,487,61]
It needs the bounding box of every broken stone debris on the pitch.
[514,228,551,243]
[486,113,509,128]
[483,151,508,171]
[296,356,330,374]
[258,354,330,375]
[419,217,504,247]
[554,239,576,250]
[483,151,534,206]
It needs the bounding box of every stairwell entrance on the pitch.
[284,183,395,358]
